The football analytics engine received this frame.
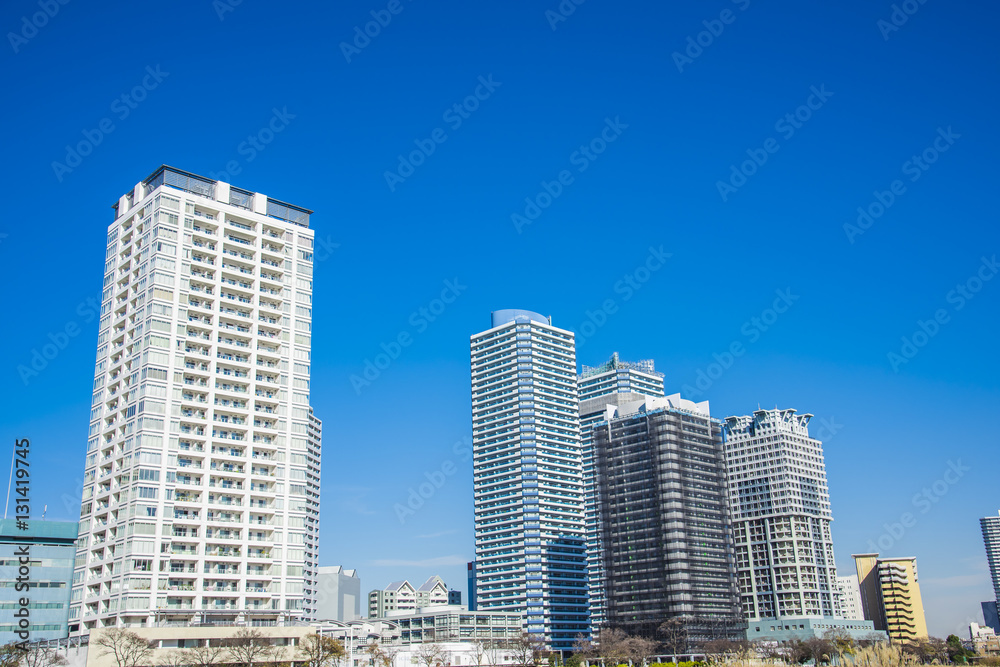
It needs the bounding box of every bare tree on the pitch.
[593,628,630,666]
[94,629,156,667]
[904,637,947,664]
[156,651,190,667]
[856,633,887,649]
[380,646,399,667]
[623,637,658,667]
[469,639,497,667]
[298,635,346,667]
[414,644,447,667]
[225,629,280,667]
[822,629,855,661]
[657,619,688,659]
[1,643,27,667]
[364,641,396,667]
[571,635,597,665]
[507,633,545,667]
[187,642,227,667]
[787,637,833,665]
[701,639,750,657]
[22,645,68,667]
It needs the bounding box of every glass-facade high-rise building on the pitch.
[577,353,664,631]
[70,166,321,634]
[723,409,839,622]
[470,309,589,651]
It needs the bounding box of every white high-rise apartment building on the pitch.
[70,166,321,634]
[835,574,864,621]
[577,353,663,631]
[723,409,840,621]
[470,309,589,652]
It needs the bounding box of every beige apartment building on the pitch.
[854,553,928,644]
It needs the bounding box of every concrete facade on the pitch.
[70,166,322,633]
[315,566,360,622]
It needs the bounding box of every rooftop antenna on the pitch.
[3,445,13,520]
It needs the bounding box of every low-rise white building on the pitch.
[316,566,361,621]
[368,576,457,617]
[316,606,523,667]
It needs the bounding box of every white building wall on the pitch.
[836,575,864,621]
[70,167,320,633]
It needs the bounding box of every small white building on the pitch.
[316,566,362,621]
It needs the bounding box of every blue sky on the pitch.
[2,0,999,637]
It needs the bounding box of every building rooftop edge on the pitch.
[112,164,314,218]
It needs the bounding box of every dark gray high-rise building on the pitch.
[593,394,744,645]
[578,353,664,632]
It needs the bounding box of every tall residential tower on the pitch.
[593,394,744,644]
[70,166,321,633]
[470,310,589,651]
[982,510,1000,623]
[723,409,840,624]
[577,353,664,631]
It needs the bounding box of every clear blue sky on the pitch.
[2,0,998,637]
